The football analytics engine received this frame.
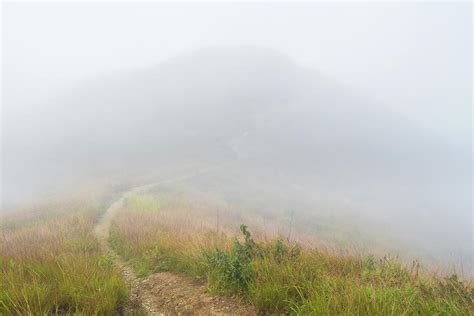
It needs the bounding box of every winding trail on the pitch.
[94,167,255,315]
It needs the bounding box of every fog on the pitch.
[1,3,472,270]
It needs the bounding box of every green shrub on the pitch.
[205,224,262,293]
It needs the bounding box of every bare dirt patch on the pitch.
[139,272,254,315]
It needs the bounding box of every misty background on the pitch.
[1,3,472,270]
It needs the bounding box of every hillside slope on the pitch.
[3,47,471,266]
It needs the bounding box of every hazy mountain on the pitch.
[3,48,471,263]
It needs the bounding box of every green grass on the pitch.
[0,205,128,315]
[126,194,161,213]
[110,207,474,315]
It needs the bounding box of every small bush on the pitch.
[205,224,262,293]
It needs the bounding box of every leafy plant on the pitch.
[206,224,262,293]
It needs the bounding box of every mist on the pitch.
[1,2,472,272]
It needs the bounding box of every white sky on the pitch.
[2,2,472,143]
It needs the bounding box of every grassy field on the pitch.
[109,193,474,315]
[1,187,472,315]
[0,200,128,314]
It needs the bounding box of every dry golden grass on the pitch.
[109,195,231,278]
[0,200,128,314]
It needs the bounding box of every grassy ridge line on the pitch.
[0,203,128,314]
[110,197,474,315]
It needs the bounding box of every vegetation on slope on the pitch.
[0,204,128,314]
[110,197,473,315]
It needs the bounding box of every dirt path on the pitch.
[94,168,255,315]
